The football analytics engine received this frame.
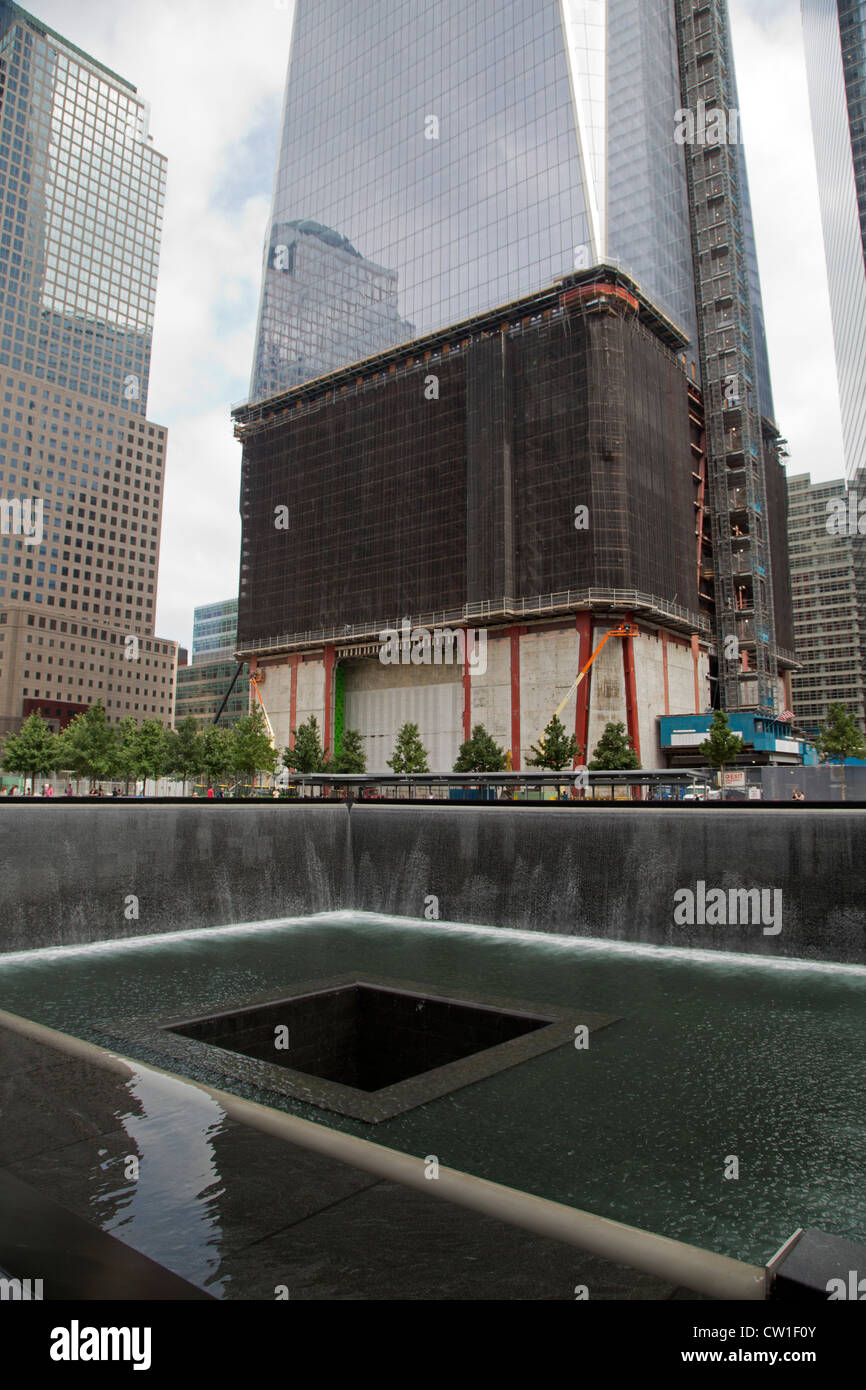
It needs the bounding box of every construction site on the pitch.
[230,263,796,773]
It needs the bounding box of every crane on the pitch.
[553,622,638,721]
[250,670,276,746]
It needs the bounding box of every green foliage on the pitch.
[388,722,430,773]
[698,710,744,773]
[233,707,278,780]
[330,727,366,774]
[816,703,866,800]
[132,719,171,792]
[453,723,507,773]
[165,715,204,792]
[114,718,140,791]
[283,715,327,774]
[55,703,118,787]
[816,703,866,764]
[2,711,58,778]
[588,721,641,771]
[201,725,235,787]
[526,714,581,771]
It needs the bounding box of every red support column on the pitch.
[508,626,524,769]
[575,612,593,765]
[661,630,670,716]
[289,656,298,748]
[462,655,472,742]
[691,634,701,714]
[622,614,641,762]
[323,645,335,757]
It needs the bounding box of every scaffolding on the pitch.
[676,0,778,713]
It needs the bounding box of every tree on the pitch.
[453,724,507,772]
[816,703,866,801]
[56,703,118,791]
[283,715,327,774]
[132,719,170,796]
[330,728,366,774]
[589,722,641,771]
[114,718,140,794]
[201,724,235,790]
[2,711,58,788]
[165,715,204,795]
[526,714,581,771]
[698,710,743,800]
[233,707,278,790]
[388,722,430,773]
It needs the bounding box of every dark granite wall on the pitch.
[0,804,863,963]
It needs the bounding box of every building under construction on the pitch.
[232,266,795,771]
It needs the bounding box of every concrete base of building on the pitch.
[250,616,714,772]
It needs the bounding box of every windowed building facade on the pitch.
[0,4,175,735]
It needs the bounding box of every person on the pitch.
[792,788,805,801]
[65,783,73,797]
[207,785,215,799]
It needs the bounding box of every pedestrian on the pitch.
[207,785,215,799]
[65,783,73,797]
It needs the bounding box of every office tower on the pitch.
[176,599,246,729]
[191,598,238,663]
[788,470,866,735]
[0,4,176,735]
[236,0,794,768]
[802,0,866,479]
[250,0,704,401]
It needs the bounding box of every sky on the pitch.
[25,0,846,652]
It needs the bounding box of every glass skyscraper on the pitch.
[250,0,717,401]
[0,3,176,735]
[244,0,789,716]
[803,0,866,478]
[0,0,164,411]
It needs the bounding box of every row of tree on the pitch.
[1,704,278,793]
[5,702,861,794]
[285,713,640,774]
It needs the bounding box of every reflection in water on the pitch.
[95,1067,229,1295]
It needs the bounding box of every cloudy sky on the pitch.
[28,0,843,651]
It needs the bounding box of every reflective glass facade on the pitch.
[192,597,238,662]
[803,0,866,477]
[0,3,164,412]
[176,656,248,728]
[0,5,174,734]
[251,0,710,400]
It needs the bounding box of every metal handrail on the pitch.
[235,587,710,659]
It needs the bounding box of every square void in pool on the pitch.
[148,975,615,1123]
